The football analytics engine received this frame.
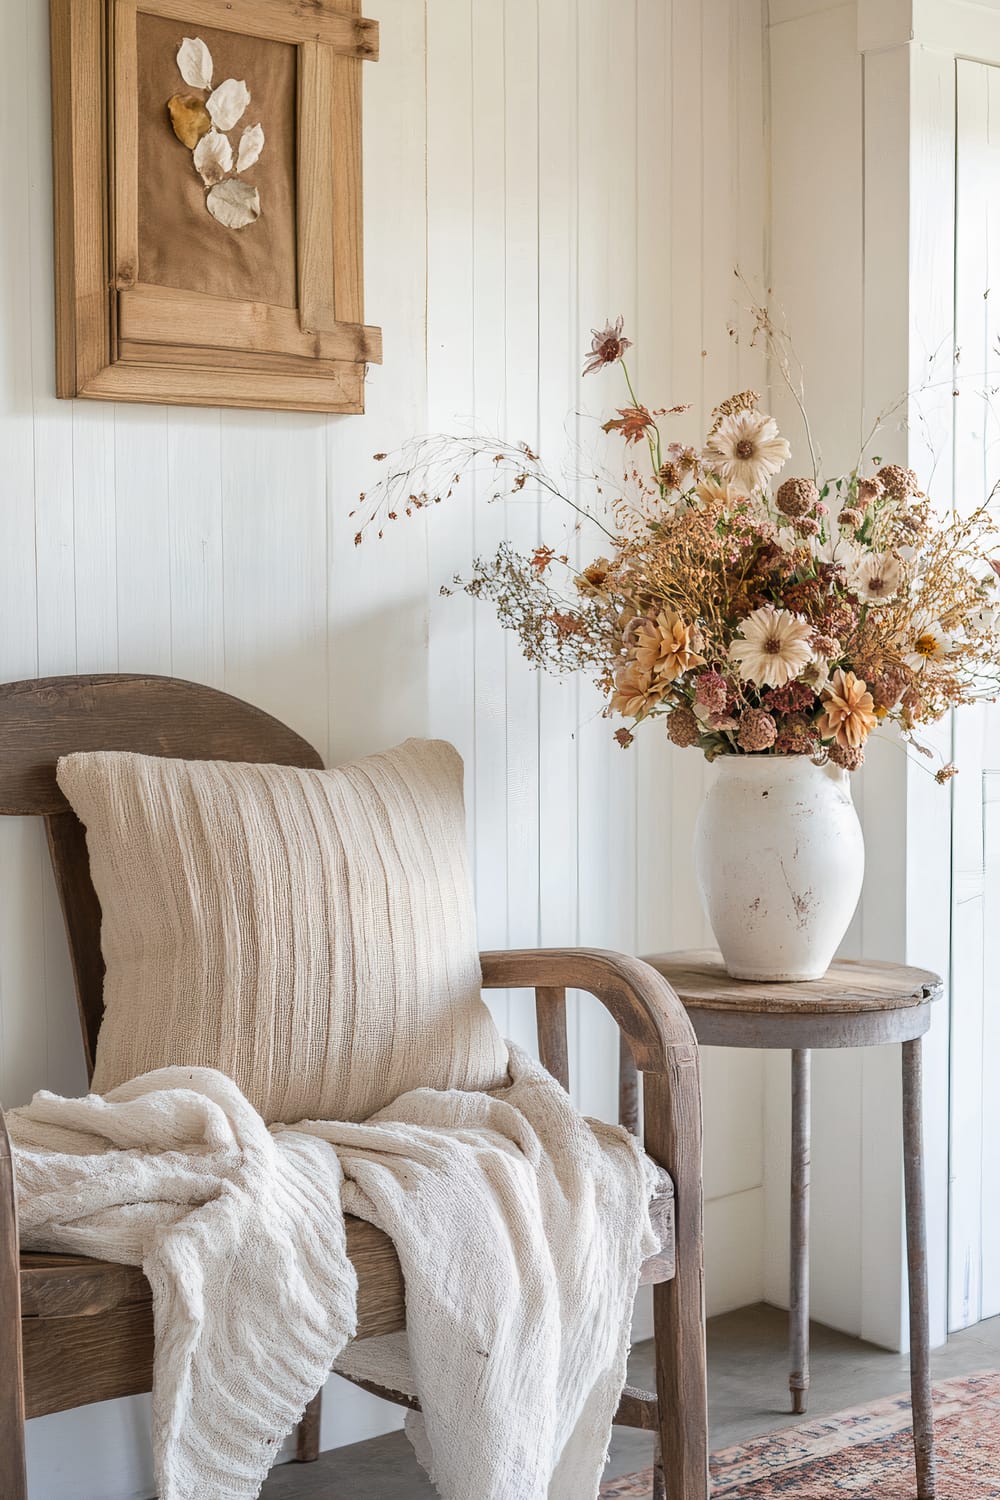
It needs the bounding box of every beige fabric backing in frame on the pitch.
[136,13,298,308]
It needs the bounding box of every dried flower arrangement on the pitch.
[355,316,1000,778]
[168,37,264,229]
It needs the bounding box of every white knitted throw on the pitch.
[9,1045,657,1500]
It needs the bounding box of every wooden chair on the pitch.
[0,674,709,1499]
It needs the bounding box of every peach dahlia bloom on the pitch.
[816,669,877,750]
[611,661,664,719]
[632,611,705,682]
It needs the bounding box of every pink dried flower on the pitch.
[839,508,863,529]
[667,442,700,475]
[694,670,729,716]
[827,742,865,771]
[795,517,820,537]
[737,709,777,752]
[765,680,817,715]
[583,316,632,376]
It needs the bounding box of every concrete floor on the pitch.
[259,1303,1000,1497]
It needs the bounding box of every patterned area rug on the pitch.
[600,1371,1000,1497]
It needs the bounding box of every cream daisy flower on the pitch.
[728,606,814,689]
[800,652,831,695]
[694,475,744,507]
[851,551,904,604]
[810,532,863,571]
[968,605,1000,636]
[702,410,791,494]
[899,613,952,673]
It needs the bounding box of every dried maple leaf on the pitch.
[602,406,656,445]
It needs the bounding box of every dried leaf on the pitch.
[167,92,212,150]
[207,77,250,132]
[206,178,261,230]
[176,36,212,90]
[193,128,233,186]
[236,122,265,173]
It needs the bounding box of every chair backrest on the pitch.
[0,674,324,1078]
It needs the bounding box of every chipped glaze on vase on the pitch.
[694,754,864,982]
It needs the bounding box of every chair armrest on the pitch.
[479,946,697,1074]
[479,947,704,1297]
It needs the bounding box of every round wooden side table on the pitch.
[639,949,943,1500]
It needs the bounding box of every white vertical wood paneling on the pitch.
[115,410,173,674]
[166,410,225,687]
[766,0,876,1344]
[535,0,580,972]
[902,41,955,1353]
[2,0,768,1489]
[500,0,543,1058]
[767,1,966,1356]
[950,56,1000,1332]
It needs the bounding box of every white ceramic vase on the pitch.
[693,754,865,982]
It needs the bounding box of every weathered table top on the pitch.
[640,950,943,1050]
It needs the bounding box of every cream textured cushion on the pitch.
[57,740,509,1123]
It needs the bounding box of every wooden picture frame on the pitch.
[50,0,381,413]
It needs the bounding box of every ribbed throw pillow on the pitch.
[57,740,509,1124]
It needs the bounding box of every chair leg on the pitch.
[294,1389,322,1462]
[645,1061,710,1500]
[0,1364,27,1500]
[651,1274,710,1500]
[1,1145,28,1498]
[651,1436,667,1500]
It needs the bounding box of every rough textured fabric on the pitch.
[9,1046,658,1500]
[57,741,509,1125]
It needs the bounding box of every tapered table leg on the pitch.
[902,1038,937,1499]
[789,1048,811,1415]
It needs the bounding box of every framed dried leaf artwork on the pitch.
[50,0,381,413]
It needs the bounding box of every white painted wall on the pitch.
[765,0,949,1356]
[949,53,1000,1333]
[765,0,1000,1356]
[0,0,769,1492]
